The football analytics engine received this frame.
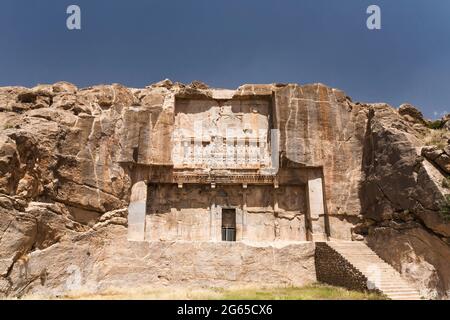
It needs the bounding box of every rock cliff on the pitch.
[0,80,449,298]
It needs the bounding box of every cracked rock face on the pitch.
[0,80,449,299]
[360,104,450,298]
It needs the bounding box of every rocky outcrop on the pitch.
[359,104,450,298]
[0,84,133,217]
[398,104,426,124]
[422,146,450,174]
[1,80,449,299]
[0,83,139,296]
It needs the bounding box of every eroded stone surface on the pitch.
[0,80,449,298]
[3,224,315,298]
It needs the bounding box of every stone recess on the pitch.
[0,80,449,299]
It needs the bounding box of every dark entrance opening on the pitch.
[221,209,236,241]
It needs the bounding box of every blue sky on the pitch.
[0,0,449,118]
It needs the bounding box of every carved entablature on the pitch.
[172,172,276,185]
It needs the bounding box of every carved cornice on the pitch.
[172,172,275,184]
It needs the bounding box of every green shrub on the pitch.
[439,194,450,222]
[442,177,450,189]
[427,120,445,130]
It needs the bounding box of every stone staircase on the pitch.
[327,242,422,300]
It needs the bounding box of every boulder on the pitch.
[422,146,444,161]
[52,81,78,94]
[398,103,425,124]
[435,154,450,174]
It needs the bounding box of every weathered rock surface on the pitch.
[422,145,450,174]
[2,222,315,298]
[0,80,449,299]
[359,104,450,298]
[398,103,425,124]
[274,84,367,239]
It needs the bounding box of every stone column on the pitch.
[242,186,248,241]
[307,171,327,241]
[235,208,243,241]
[210,203,216,241]
[273,188,279,212]
[210,189,221,242]
[273,188,280,241]
[214,204,222,242]
[127,181,147,241]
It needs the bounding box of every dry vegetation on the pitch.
[20,283,386,300]
[422,128,448,149]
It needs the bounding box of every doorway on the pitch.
[221,208,236,241]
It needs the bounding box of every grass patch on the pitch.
[423,128,447,149]
[214,284,385,300]
[23,283,386,300]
